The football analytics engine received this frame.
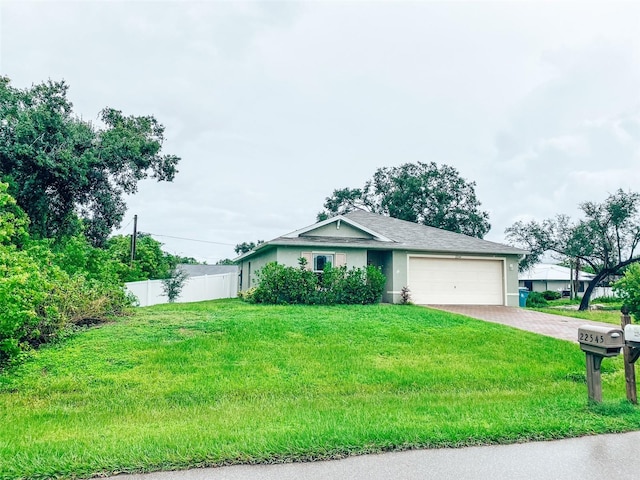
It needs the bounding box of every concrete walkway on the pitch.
[429,305,617,343]
[110,431,640,480]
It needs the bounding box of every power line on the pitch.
[148,233,236,247]
[115,216,135,233]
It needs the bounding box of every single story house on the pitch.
[235,210,527,306]
[519,263,595,295]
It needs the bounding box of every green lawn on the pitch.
[2,299,640,480]
[531,306,626,326]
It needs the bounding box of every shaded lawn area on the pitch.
[1,299,639,480]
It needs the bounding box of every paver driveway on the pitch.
[428,305,616,343]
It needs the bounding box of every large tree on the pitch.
[0,77,180,246]
[318,162,491,238]
[505,189,640,310]
[234,240,263,255]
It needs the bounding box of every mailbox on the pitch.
[624,324,640,348]
[578,325,624,357]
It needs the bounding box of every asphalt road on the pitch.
[108,431,640,480]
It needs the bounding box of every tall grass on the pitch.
[1,300,638,479]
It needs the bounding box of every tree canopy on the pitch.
[0,77,180,246]
[107,233,181,282]
[234,240,264,255]
[318,162,491,238]
[505,189,640,310]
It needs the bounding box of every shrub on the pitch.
[162,268,189,303]
[542,290,561,301]
[0,243,133,365]
[591,296,620,304]
[0,245,58,361]
[613,264,640,321]
[252,260,318,304]
[0,186,132,366]
[400,286,412,305]
[250,261,386,305]
[526,291,548,308]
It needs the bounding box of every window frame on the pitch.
[301,251,347,272]
[313,253,334,272]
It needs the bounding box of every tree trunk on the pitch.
[579,269,611,311]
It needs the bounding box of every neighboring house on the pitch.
[519,263,595,296]
[177,264,238,277]
[235,210,527,306]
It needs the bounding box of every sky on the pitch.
[1,1,639,263]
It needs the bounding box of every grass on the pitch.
[530,299,627,325]
[531,307,625,325]
[2,299,640,479]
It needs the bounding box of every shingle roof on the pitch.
[177,264,238,277]
[342,210,527,255]
[238,210,527,260]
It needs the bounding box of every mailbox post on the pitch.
[622,305,640,404]
[578,325,624,403]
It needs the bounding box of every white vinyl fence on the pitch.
[125,273,238,307]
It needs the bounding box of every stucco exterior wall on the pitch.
[388,250,409,304]
[301,222,373,239]
[275,246,368,269]
[238,249,277,291]
[504,254,521,307]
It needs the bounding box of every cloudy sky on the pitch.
[1,1,639,263]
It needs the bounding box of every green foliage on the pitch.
[506,189,640,310]
[613,264,640,321]
[0,241,131,365]
[0,245,57,362]
[251,260,386,305]
[161,268,190,303]
[234,240,264,255]
[251,260,318,304]
[0,182,28,247]
[400,286,412,304]
[216,258,236,265]
[319,162,490,238]
[0,77,180,246]
[3,300,640,479]
[526,291,548,308]
[106,233,177,281]
[591,296,621,304]
[0,185,131,365]
[541,290,562,301]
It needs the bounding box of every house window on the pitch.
[314,254,334,272]
[301,252,346,271]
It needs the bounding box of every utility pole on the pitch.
[130,214,138,267]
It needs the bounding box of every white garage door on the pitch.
[408,257,504,305]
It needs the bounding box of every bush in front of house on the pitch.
[541,290,562,301]
[251,261,318,304]
[248,260,386,305]
[526,291,548,308]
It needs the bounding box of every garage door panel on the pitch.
[409,257,504,305]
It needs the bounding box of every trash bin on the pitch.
[518,288,530,307]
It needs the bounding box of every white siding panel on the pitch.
[409,257,504,305]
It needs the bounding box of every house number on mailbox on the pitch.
[579,332,605,344]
